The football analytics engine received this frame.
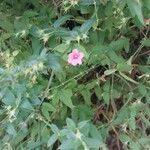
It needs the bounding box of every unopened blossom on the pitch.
[68,49,84,66]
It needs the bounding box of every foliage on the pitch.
[0,0,150,149]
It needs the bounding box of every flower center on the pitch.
[73,53,79,59]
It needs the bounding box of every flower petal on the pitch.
[79,52,84,59]
[72,49,79,53]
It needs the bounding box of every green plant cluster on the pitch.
[0,0,150,149]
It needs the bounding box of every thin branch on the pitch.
[40,70,55,105]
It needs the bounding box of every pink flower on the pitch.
[68,49,84,66]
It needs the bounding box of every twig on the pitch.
[40,70,55,105]
[47,64,100,92]
[132,25,150,61]
[111,74,117,114]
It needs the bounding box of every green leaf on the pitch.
[129,142,141,150]
[58,139,77,150]
[78,120,89,129]
[128,106,136,130]
[95,86,102,100]
[0,14,14,32]
[102,92,110,105]
[108,38,130,52]
[79,0,95,6]
[12,128,29,145]
[2,89,16,106]
[14,19,28,36]
[79,17,96,33]
[103,80,110,92]
[138,84,147,96]
[32,38,42,54]
[126,0,144,25]
[54,43,70,53]
[60,105,68,120]
[89,124,103,140]
[113,107,129,125]
[23,10,38,17]
[31,122,38,138]
[6,124,16,136]
[142,39,150,47]
[42,102,56,112]
[58,89,74,109]
[54,15,72,28]
[104,69,117,76]
[117,63,132,72]
[86,138,101,149]
[66,118,76,130]
[42,103,56,120]
[50,124,60,135]
[119,133,131,143]
[143,0,150,10]
[107,51,125,64]
[48,54,62,71]
[105,1,113,16]
[47,134,58,147]
[20,99,34,111]
[81,89,91,106]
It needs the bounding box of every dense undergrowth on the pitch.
[0,0,150,149]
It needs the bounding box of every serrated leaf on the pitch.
[108,38,130,52]
[58,89,74,109]
[107,50,125,64]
